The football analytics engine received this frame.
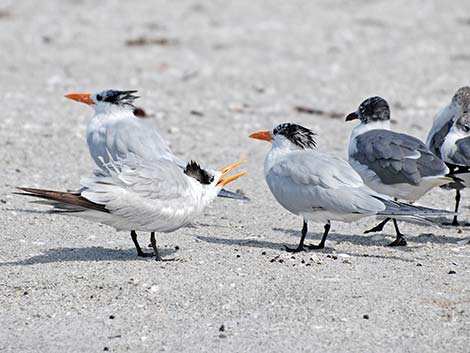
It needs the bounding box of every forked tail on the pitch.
[16,187,109,213]
[375,196,455,217]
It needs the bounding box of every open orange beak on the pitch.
[64,93,94,105]
[216,160,247,187]
[249,130,272,141]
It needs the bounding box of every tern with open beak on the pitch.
[64,89,248,255]
[17,156,246,261]
[249,123,454,252]
[64,90,247,200]
[346,96,451,245]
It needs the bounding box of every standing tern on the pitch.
[346,96,451,245]
[17,155,246,261]
[64,89,247,252]
[64,89,246,200]
[426,86,470,225]
[249,123,454,252]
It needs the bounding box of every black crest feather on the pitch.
[184,161,214,185]
[97,90,139,107]
[273,123,317,149]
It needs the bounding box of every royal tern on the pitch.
[426,86,470,225]
[249,123,454,252]
[64,89,246,200]
[17,156,246,261]
[346,96,451,245]
[64,89,247,252]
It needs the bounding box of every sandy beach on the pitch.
[1,1,470,351]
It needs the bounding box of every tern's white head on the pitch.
[249,123,317,151]
[183,160,247,202]
[65,89,139,114]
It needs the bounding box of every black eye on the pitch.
[210,176,215,183]
[464,123,470,132]
[96,94,102,101]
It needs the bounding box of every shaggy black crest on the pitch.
[184,161,214,185]
[358,96,390,122]
[273,123,317,149]
[96,90,139,107]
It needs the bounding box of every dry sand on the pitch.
[1,0,470,352]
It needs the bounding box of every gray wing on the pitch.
[266,151,386,215]
[110,118,184,165]
[89,117,185,173]
[427,119,453,157]
[353,130,448,185]
[449,137,470,166]
[80,155,196,231]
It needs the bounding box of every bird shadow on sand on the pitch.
[195,235,418,262]
[196,235,306,251]
[0,246,177,266]
[273,226,468,246]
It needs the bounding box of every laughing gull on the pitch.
[346,96,451,246]
[249,123,453,252]
[426,86,470,225]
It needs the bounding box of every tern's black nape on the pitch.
[356,96,390,123]
[273,123,317,149]
[96,90,139,107]
[184,161,214,185]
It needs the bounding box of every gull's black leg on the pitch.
[387,219,407,247]
[284,220,308,253]
[131,230,154,257]
[150,232,176,261]
[305,221,330,250]
[364,218,391,234]
[452,190,461,226]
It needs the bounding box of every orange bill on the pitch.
[220,160,247,176]
[249,130,272,141]
[216,171,247,187]
[217,160,247,186]
[64,93,94,105]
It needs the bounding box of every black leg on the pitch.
[364,218,391,234]
[130,230,154,257]
[150,232,176,261]
[305,221,330,250]
[387,219,407,247]
[284,221,308,253]
[451,190,461,226]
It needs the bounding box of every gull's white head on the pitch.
[345,96,391,125]
[249,123,317,151]
[65,89,139,114]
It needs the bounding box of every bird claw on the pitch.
[155,257,178,262]
[304,243,325,250]
[387,237,407,247]
[283,245,305,253]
